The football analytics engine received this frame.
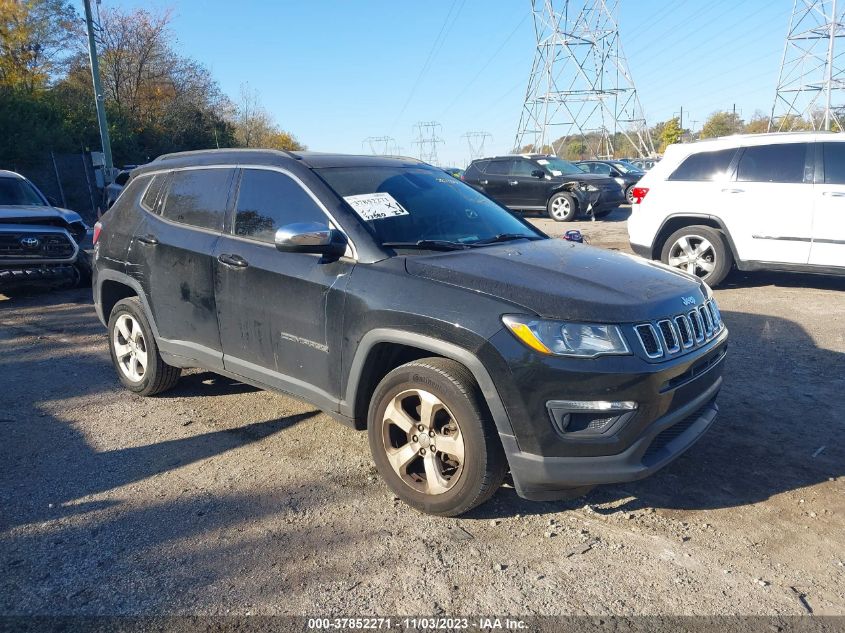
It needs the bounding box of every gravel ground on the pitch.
[1,207,843,616]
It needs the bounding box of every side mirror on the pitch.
[274,222,348,260]
[531,169,546,179]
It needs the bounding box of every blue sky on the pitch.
[99,0,791,166]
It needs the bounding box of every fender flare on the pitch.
[94,269,159,335]
[342,328,515,438]
[653,213,741,263]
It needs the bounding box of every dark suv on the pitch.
[93,149,728,516]
[463,154,625,221]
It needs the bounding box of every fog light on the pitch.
[547,400,637,436]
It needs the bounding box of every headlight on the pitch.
[579,183,599,192]
[502,315,630,358]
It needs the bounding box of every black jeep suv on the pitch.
[93,150,728,516]
[463,154,625,221]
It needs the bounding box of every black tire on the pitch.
[73,251,93,288]
[547,192,578,222]
[625,184,636,205]
[660,225,734,287]
[593,207,613,219]
[367,357,507,516]
[107,297,181,396]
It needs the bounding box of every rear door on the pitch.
[728,142,813,264]
[132,167,234,370]
[810,142,845,267]
[213,167,354,406]
[479,159,514,207]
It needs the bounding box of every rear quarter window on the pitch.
[668,149,737,181]
[140,174,167,212]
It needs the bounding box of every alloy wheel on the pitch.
[667,235,717,279]
[113,314,148,382]
[381,388,465,495]
[550,196,572,220]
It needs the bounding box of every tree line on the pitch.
[0,0,303,168]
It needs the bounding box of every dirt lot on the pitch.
[1,207,843,616]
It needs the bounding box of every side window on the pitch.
[486,160,512,176]
[140,174,167,212]
[591,163,612,175]
[510,159,536,177]
[668,149,737,181]
[822,142,845,184]
[470,160,490,175]
[160,169,233,231]
[234,169,328,243]
[736,143,808,183]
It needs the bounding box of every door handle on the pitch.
[217,253,249,268]
[508,180,519,186]
[721,188,744,194]
[135,234,159,245]
[822,191,845,197]
[479,179,488,186]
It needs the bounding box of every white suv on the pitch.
[627,132,845,286]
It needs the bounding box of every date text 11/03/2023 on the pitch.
[306,617,529,630]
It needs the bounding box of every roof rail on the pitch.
[152,148,301,162]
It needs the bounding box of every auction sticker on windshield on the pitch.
[344,192,410,221]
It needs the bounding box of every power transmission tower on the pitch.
[770,0,845,131]
[514,0,654,159]
[362,136,397,155]
[462,131,493,160]
[413,122,445,165]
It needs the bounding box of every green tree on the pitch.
[743,110,771,134]
[659,117,682,152]
[700,111,744,139]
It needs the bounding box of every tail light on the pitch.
[92,221,102,245]
[630,187,649,204]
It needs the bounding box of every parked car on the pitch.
[463,154,625,221]
[628,132,845,286]
[576,159,645,204]
[105,170,132,208]
[625,158,660,171]
[442,166,464,179]
[93,149,727,516]
[0,170,93,292]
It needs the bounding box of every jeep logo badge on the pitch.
[681,296,697,306]
[20,236,40,249]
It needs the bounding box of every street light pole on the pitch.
[83,0,114,183]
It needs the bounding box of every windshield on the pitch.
[534,157,583,175]
[611,161,644,174]
[317,166,544,246]
[0,177,47,206]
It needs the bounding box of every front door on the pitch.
[130,167,235,370]
[214,168,354,409]
[725,142,813,265]
[810,142,845,267]
[507,158,547,209]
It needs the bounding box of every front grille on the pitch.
[0,232,75,260]
[633,299,724,360]
[642,401,715,464]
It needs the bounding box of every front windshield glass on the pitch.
[534,157,583,175]
[0,177,46,206]
[611,161,643,174]
[317,166,544,246]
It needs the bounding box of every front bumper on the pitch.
[501,378,720,500]
[0,264,80,288]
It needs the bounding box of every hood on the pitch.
[404,239,707,323]
[0,205,85,227]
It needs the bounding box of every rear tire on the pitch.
[368,357,507,516]
[547,192,578,222]
[108,297,181,396]
[625,184,636,205]
[660,225,733,286]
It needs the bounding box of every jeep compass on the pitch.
[93,149,728,516]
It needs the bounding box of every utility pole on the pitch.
[771,0,844,131]
[83,0,114,183]
[514,0,654,159]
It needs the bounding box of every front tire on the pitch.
[368,358,507,516]
[108,297,181,396]
[547,192,578,222]
[660,225,733,286]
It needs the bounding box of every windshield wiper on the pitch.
[470,233,541,246]
[381,239,472,251]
